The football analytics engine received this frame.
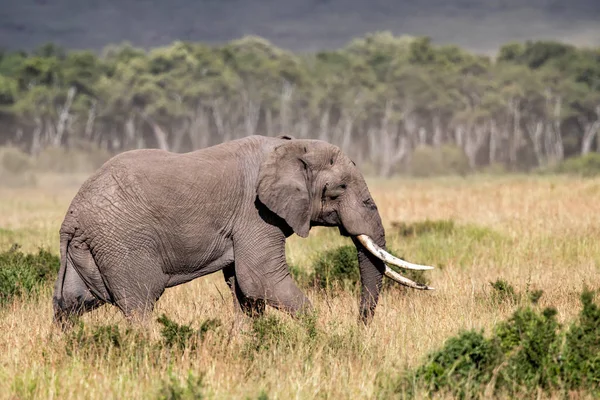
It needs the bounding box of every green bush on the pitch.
[0,244,60,306]
[407,144,470,177]
[561,288,600,391]
[412,330,502,399]
[309,245,430,293]
[489,278,520,305]
[381,288,600,398]
[157,371,206,400]
[156,314,221,351]
[551,153,600,177]
[0,146,33,174]
[242,311,320,360]
[391,219,455,237]
[0,147,37,187]
[65,321,154,364]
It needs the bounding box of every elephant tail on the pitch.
[52,229,73,310]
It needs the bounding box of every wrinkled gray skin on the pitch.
[52,135,390,328]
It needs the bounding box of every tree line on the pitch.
[0,32,599,176]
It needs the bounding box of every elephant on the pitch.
[52,134,433,328]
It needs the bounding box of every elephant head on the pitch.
[257,136,434,323]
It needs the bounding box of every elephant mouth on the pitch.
[355,235,435,290]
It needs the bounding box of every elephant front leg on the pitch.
[222,264,265,317]
[232,233,313,318]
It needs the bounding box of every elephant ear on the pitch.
[257,141,311,238]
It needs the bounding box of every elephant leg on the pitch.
[52,244,105,329]
[223,264,265,317]
[261,273,312,316]
[98,249,169,323]
[233,233,313,318]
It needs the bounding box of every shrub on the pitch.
[551,153,600,177]
[560,288,600,392]
[412,329,502,399]
[381,288,600,398]
[0,146,33,174]
[0,147,37,187]
[244,314,292,355]
[309,245,430,293]
[391,219,455,237]
[489,279,520,305]
[0,244,60,306]
[156,314,221,351]
[407,144,470,177]
[65,321,152,363]
[157,371,206,400]
[494,306,562,393]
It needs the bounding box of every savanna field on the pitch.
[1,173,600,399]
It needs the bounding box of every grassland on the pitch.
[1,173,599,399]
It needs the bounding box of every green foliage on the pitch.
[308,245,429,293]
[407,145,470,177]
[0,146,33,174]
[411,330,502,399]
[392,219,455,237]
[242,311,321,359]
[311,245,361,291]
[494,306,561,393]
[157,314,197,351]
[157,371,206,400]
[382,288,600,398]
[244,314,293,355]
[64,321,152,364]
[561,288,600,391]
[489,279,520,305]
[550,153,600,177]
[0,35,598,174]
[0,147,37,187]
[0,244,59,306]
[156,314,221,351]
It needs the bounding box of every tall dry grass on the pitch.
[0,173,599,399]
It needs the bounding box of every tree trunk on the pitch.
[189,106,210,150]
[508,98,522,169]
[52,86,76,147]
[280,81,293,134]
[265,108,273,137]
[139,112,169,151]
[580,106,600,155]
[432,112,443,147]
[525,120,545,166]
[318,108,330,142]
[241,89,261,137]
[489,119,498,165]
[30,117,43,155]
[85,100,97,141]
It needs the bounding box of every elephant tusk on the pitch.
[384,265,435,290]
[356,234,435,271]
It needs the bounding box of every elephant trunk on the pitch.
[339,188,434,323]
[351,231,386,324]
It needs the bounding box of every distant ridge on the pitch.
[1,0,599,55]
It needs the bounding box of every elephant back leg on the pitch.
[53,240,107,329]
[97,247,169,322]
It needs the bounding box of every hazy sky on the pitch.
[1,0,599,55]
